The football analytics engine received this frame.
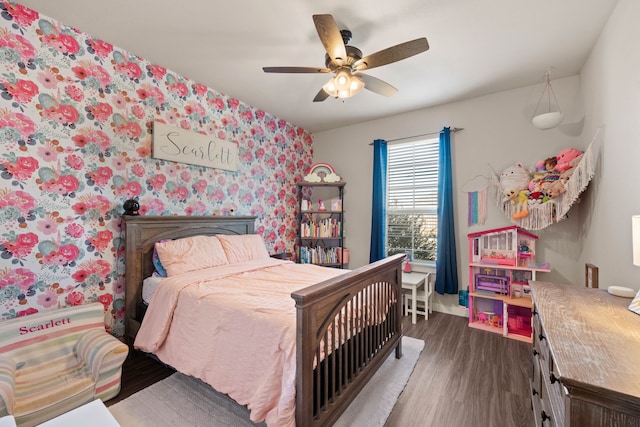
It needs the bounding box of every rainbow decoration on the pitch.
[303,163,342,183]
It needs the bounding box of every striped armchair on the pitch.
[0,303,128,427]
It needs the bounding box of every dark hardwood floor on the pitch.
[108,312,534,427]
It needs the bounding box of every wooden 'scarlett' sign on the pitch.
[152,121,238,171]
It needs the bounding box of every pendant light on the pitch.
[532,68,563,130]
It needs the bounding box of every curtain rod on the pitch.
[369,127,464,145]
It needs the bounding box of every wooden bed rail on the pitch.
[292,253,405,427]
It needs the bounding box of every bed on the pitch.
[123,215,404,427]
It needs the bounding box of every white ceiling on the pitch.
[17,0,618,133]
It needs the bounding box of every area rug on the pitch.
[109,336,424,427]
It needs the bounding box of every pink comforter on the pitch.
[134,258,346,426]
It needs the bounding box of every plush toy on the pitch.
[548,180,566,198]
[528,156,558,192]
[504,188,530,219]
[500,163,530,193]
[555,148,583,172]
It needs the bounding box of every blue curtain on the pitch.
[370,139,387,262]
[435,128,459,294]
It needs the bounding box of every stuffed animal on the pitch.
[528,156,558,192]
[548,180,566,198]
[555,148,583,172]
[504,188,530,219]
[500,163,530,193]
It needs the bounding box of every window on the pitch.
[386,137,439,261]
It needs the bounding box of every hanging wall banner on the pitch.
[152,121,238,171]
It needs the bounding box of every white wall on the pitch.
[313,73,600,315]
[579,0,640,290]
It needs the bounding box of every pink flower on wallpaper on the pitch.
[148,174,166,191]
[65,85,84,102]
[88,230,113,251]
[88,102,113,122]
[0,267,36,290]
[227,98,240,110]
[179,119,190,130]
[180,170,191,183]
[209,97,224,111]
[37,289,58,308]
[0,33,36,62]
[0,190,36,215]
[37,70,58,89]
[139,198,165,215]
[86,38,113,57]
[168,185,189,201]
[263,230,276,243]
[136,144,151,158]
[42,104,80,126]
[264,157,276,169]
[209,189,225,203]
[265,120,276,132]
[37,144,59,162]
[240,110,254,123]
[193,179,207,195]
[131,163,145,177]
[2,232,38,258]
[227,183,240,197]
[131,104,145,120]
[3,2,39,27]
[97,293,113,311]
[255,147,265,160]
[115,61,142,80]
[239,192,254,205]
[169,82,189,98]
[192,83,208,97]
[185,101,205,118]
[3,156,39,180]
[65,154,84,170]
[4,79,39,103]
[115,121,142,139]
[0,111,36,139]
[43,243,80,266]
[43,32,80,55]
[66,291,85,306]
[147,64,167,81]
[65,223,84,238]
[255,110,266,120]
[184,201,206,215]
[220,115,238,129]
[37,217,59,235]
[89,166,113,186]
[265,194,277,205]
[115,181,142,198]
[250,204,265,217]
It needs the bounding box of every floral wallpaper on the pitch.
[0,2,312,336]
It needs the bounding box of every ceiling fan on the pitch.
[263,14,429,102]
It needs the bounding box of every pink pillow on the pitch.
[155,235,228,276]
[216,234,270,264]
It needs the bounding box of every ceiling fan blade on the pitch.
[263,66,331,73]
[353,38,429,71]
[312,14,347,66]
[356,73,398,97]
[313,88,330,102]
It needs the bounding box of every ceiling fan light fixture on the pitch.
[322,69,364,99]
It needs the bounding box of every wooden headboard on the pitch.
[122,215,256,341]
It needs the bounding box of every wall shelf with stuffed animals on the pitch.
[489,127,603,230]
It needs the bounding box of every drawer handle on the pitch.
[550,372,558,384]
[541,411,551,422]
[532,387,538,396]
[532,349,539,357]
[538,333,546,341]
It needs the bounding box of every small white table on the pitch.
[402,272,432,324]
[38,399,120,427]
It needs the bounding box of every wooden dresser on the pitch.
[530,281,640,427]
